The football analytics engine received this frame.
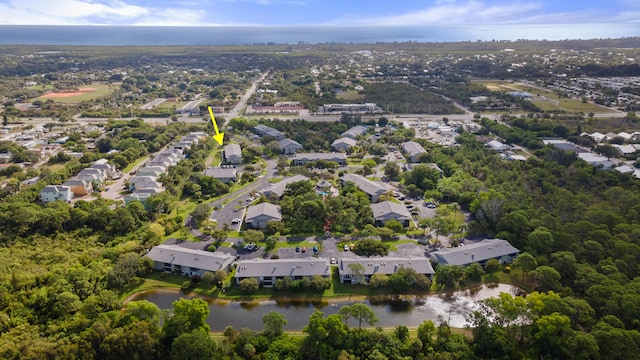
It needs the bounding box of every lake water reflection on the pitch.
[132,284,520,331]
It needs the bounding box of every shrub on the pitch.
[238,278,259,294]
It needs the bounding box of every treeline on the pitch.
[6,292,632,359]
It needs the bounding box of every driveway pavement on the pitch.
[205,159,277,230]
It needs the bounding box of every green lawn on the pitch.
[123,156,149,173]
[157,101,188,109]
[336,90,365,101]
[205,148,222,167]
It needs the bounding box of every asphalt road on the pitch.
[225,71,270,123]
[207,159,278,230]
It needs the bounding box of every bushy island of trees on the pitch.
[2,116,640,358]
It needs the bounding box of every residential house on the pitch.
[146,159,171,170]
[136,167,163,179]
[277,138,303,155]
[331,137,358,152]
[429,239,520,267]
[40,185,73,203]
[223,143,242,164]
[262,174,310,198]
[339,257,435,284]
[254,124,285,140]
[485,140,509,152]
[341,173,388,203]
[615,165,635,174]
[77,168,105,185]
[401,141,427,162]
[341,125,368,140]
[62,179,93,196]
[203,167,238,183]
[235,258,330,287]
[76,172,101,186]
[137,166,166,178]
[125,192,154,204]
[154,151,182,166]
[577,153,615,169]
[129,176,162,191]
[612,144,638,155]
[146,244,235,277]
[90,159,117,178]
[245,203,282,229]
[371,201,412,227]
[0,153,12,163]
[292,152,347,166]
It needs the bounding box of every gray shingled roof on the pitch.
[146,244,235,272]
[370,201,411,220]
[278,138,302,149]
[430,239,520,266]
[340,257,434,276]
[203,167,237,179]
[245,203,282,222]
[342,125,368,139]
[224,143,242,157]
[235,258,330,278]
[254,124,285,138]
[341,173,388,197]
[42,185,71,193]
[332,137,358,148]
[63,179,89,187]
[294,153,347,162]
[263,174,310,197]
[402,141,427,157]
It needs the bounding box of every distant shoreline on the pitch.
[0,24,638,46]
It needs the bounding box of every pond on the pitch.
[132,284,520,331]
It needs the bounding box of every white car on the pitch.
[343,244,349,251]
[330,257,337,264]
[231,218,241,224]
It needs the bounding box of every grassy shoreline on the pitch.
[122,270,526,305]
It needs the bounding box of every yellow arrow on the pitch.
[208,106,224,146]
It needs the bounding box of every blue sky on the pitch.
[0,0,638,26]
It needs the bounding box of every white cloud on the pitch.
[351,0,640,26]
[0,0,218,25]
[356,1,543,25]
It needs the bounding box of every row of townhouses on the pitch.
[40,159,118,203]
[125,132,206,204]
[146,239,520,287]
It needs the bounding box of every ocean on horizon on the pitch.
[0,24,637,46]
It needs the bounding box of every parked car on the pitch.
[295,246,301,252]
[301,247,307,253]
[244,244,260,251]
[425,202,437,209]
[312,246,319,253]
[343,244,349,251]
[330,257,337,264]
[231,218,241,224]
